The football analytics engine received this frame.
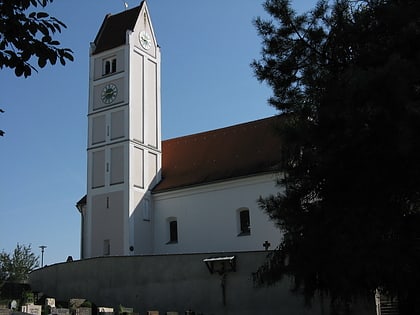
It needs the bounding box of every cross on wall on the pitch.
[263,240,271,251]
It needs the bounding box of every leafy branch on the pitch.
[0,0,74,77]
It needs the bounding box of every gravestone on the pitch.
[75,307,91,315]
[69,299,85,310]
[98,307,113,315]
[23,304,42,315]
[118,305,133,315]
[45,298,56,308]
[51,308,70,315]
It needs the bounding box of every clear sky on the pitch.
[0,0,317,266]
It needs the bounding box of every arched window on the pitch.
[238,208,251,236]
[103,57,117,75]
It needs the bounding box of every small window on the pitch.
[103,239,110,256]
[239,209,251,236]
[103,57,117,75]
[142,199,151,221]
[168,220,178,243]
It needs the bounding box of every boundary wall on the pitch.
[29,251,374,315]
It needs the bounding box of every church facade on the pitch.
[76,1,283,259]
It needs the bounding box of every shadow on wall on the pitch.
[29,251,375,315]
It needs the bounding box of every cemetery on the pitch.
[0,290,197,315]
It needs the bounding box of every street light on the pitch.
[39,245,47,267]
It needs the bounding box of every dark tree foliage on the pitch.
[0,0,73,77]
[252,0,420,313]
[0,244,39,283]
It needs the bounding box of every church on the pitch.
[30,3,378,313]
[75,1,283,259]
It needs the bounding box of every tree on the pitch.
[0,244,39,283]
[0,0,74,78]
[252,0,420,313]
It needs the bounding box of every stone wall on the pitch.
[29,251,374,315]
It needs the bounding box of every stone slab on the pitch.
[75,308,91,315]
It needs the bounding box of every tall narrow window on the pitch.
[103,239,110,256]
[104,60,110,75]
[111,58,116,73]
[169,220,178,243]
[142,199,151,221]
[239,209,250,235]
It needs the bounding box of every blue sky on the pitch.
[0,0,316,265]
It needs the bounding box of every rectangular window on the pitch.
[142,199,151,221]
[103,239,110,256]
[169,220,178,243]
[239,210,250,235]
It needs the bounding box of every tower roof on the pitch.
[153,116,283,193]
[92,2,144,55]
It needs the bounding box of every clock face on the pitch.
[101,83,118,104]
[139,30,152,50]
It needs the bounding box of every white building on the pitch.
[76,1,283,259]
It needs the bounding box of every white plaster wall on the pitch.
[127,6,161,256]
[152,173,282,254]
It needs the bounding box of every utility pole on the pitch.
[39,245,47,267]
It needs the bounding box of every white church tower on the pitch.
[84,1,161,258]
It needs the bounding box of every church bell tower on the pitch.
[84,1,161,258]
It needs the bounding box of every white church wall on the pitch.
[152,173,283,254]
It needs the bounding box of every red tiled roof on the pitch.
[153,116,283,193]
[92,3,144,55]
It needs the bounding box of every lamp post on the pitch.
[39,245,47,267]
